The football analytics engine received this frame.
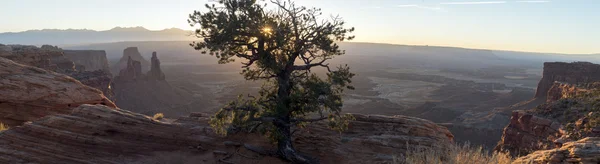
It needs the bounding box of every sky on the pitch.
[0,0,599,54]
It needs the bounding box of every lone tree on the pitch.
[189,0,355,163]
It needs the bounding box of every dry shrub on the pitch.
[0,123,8,132]
[153,113,164,120]
[395,142,513,164]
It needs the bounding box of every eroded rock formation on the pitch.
[546,82,589,102]
[63,50,111,72]
[0,104,453,164]
[494,111,563,156]
[0,57,115,126]
[496,81,600,156]
[111,47,150,75]
[111,48,190,116]
[116,56,143,81]
[535,62,600,99]
[147,52,165,80]
[513,137,600,164]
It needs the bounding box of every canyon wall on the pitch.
[0,44,75,73]
[0,44,114,99]
[496,62,600,156]
[63,50,110,72]
[535,62,600,98]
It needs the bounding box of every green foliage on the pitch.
[190,0,356,149]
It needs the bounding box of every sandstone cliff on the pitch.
[0,44,76,73]
[535,62,600,99]
[0,57,115,126]
[0,44,114,99]
[496,81,600,156]
[495,111,563,156]
[0,104,453,164]
[63,50,111,73]
[513,137,600,164]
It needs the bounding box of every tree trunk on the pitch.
[274,120,313,164]
[273,71,315,164]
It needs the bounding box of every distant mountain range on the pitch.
[0,27,196,46]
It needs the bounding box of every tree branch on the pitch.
[291,58,330,71]
[291,116,327,123]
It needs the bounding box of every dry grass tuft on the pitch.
[0,123,8,132]
[395,143,513,164]
[153,113,165,120]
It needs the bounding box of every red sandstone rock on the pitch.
[546,82,588,102]
[514,137,600,164]
[535,62,600,99]
[0,57,115,126]
[0,104,453,164]
[495,111,563,156]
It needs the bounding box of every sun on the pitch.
[262,27,272,35]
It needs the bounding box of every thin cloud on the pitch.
[396,4,444,11]
[440,1,507,5]
[516,0,550,3]
[397,4,419,7]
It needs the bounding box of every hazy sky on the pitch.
[1,0,599,54]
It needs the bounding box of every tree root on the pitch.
[218,153,234,164]
[236,147,261,160]
[243,143,275,156]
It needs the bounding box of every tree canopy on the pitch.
[189,0,355,163]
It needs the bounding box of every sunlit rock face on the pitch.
[0,57,115,126]
[494,111,563,156]
[513,137,600,164]
[535,62,600,99]
[496,81,600,156]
